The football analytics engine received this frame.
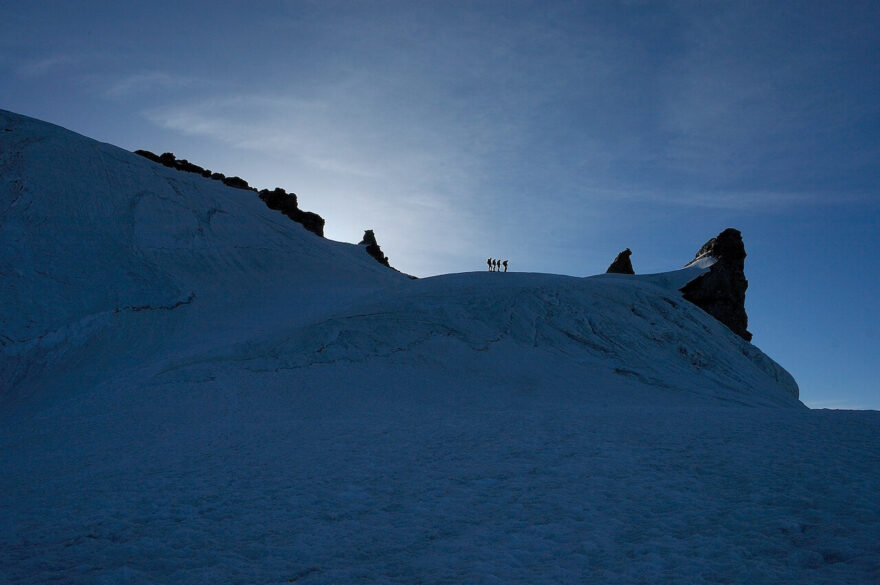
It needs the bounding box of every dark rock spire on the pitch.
[359,229,391,268]
[680,228,752,342]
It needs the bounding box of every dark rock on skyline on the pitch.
[359,229,391,268]
[258,187,325,237]
[606,248,634,274]
[221,176,253,191]
[259,187,299,210]
[680,228,752,342]
[358,229,416,277]
[135,150,256,191]
[134,149,326,237]
[134,149,161,163]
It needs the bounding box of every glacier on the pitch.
[1,109,878,584]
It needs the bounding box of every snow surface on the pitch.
[2,109,879,583]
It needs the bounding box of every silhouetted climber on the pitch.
[487,258,493,272]
[503,260,508,272]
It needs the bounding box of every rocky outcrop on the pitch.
[134,150,325,237]
[258,188,325,237]
[135,150,259,191]
[359,229,391,267]
[606,248,634,274]
[135,150,230,184]
[680,228,752,342]
[358,230,417,278]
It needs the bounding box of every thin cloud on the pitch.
[105,72,200,98]
[143,91,486,274]
[618,186,865,211]
[144,95,380,178]
[17,55,75,77]
[145,95,327,149]
[143,92,483,190]
[299,155,380,179]
[659,189,860,210]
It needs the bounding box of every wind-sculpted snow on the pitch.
[3,109,877,585]
[225,272,799,407]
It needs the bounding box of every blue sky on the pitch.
[3,1,878,409]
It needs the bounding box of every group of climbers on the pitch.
[487,258,508,272]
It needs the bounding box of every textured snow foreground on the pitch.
[2,110,879,584]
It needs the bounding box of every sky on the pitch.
[2,0,878,409]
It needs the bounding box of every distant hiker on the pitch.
[494,259,500,271]
[503,260,508,272]
[487,258,493,272]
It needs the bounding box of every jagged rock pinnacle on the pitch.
[680,228,752,342]
[359,229,391,268]
[606,248,634,274]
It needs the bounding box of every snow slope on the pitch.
[0,109,798,410]
[0,109,407,411]
[2,110,878,584]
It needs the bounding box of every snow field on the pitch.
[2,389,878,584]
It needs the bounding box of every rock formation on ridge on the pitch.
[258,187,325,237]
[359,229,391,268]
[606,248,635,274]
[134,150,326,237]
[680,228,752,342]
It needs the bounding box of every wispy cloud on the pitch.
[144,94,385,178]
[17,54,75,77]
[142,91,486,274]
[105,71,200,98]
[135,3,874,273]
[653,189,866,211]
[566,183,860,212]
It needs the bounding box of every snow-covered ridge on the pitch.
[1,108,798,409]
[216,271,798,407]
[0,109,402,398]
